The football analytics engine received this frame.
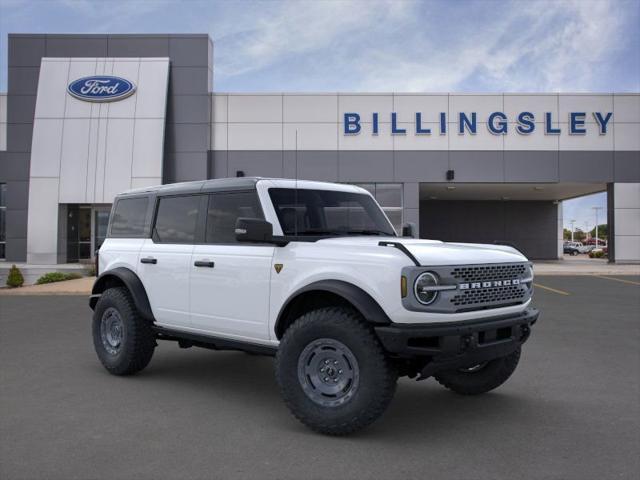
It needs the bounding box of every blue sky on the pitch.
[1,0,638,227]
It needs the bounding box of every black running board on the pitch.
[153,326,277,356]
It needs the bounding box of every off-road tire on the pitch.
[434,348,521,395]
[92,287,155,375]
[275,307,398,436]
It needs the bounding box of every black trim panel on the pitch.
[378,241,421,266]
[153,326,277,356]
[375,307,538,378]
[275,280,391,338]
[89,267,154,321]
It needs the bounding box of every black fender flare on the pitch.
[89,267,154,321]
[275,280,391,338]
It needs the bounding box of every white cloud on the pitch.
[1,0,635,92]
[212,0,413,79]
[213,0,635,92]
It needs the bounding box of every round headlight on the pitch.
[414,272,439,305]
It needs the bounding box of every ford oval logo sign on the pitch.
[67,76,136,102]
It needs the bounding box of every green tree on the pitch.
[6,264,24,288]
[589,224,607,239]
[573,228,586,242]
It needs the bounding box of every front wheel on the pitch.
[92,287,155,376]
[275,307,397,435]
[434,348,521,395]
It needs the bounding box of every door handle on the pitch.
[194,260,215,268]
[140,257,157,264]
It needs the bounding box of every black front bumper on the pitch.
[374,308,538,379]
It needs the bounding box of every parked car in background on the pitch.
[563,242,588,255]
[584,238,607,246]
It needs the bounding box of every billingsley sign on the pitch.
[343,111,613,135]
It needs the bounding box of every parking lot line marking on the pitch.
[533,283,570,295]
[593,275,640,286]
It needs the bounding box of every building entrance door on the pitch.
[66,205,111,263]
[92,207,111,256]
[66,206,91,262]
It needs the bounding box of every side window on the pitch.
[206,191,263,244]
[110,197,149,237]
[153,195,201,244]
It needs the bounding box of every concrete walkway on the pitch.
[533,256,640,276]
[0,277,95,295]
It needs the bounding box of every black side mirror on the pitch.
[235,218,276,243]
[401,222,416,238]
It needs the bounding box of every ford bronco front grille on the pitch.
[451,284,527,309]
[451,264,528,283]
[448,263,531,312]
[401,262,533,314]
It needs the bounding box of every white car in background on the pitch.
[564,241,591,254]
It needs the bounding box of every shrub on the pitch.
[589,250,606,259]
[85,264,96,277]
[6,265,25,288]
[36,272,83,285]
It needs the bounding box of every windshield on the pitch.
[268,188,396,237]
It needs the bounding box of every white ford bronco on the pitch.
[90,178,538,435]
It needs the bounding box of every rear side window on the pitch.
[206,191,263,244]
[153,195,201,244]
[110,197,149,237]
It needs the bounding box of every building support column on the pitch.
[608,182,640,263]
[403,182,419,237]
[557,201,564,259]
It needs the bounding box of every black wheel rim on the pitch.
[297,338,360,407]
[100,307,124,355]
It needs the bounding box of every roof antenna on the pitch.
[294,128,299,237]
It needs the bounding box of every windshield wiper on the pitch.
[288,229,343,236]
[343,229,392,236]
[288,229,393,237]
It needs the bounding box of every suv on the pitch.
[90,178,538,435]
[563,243,581,256]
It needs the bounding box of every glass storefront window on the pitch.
[95,210,110,251]
[66,205,111,262]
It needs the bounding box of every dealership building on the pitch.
[0,33,638,266]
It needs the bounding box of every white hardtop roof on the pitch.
[117,177,368,197]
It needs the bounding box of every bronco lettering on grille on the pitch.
[459,279,520,290]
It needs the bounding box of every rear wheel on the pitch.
[276,307,397,435]
[92,287,155,375]
[434,348,521,395]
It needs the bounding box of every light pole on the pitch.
[584,222,590,242]
[570,219,576,242]
[592,207,603,248]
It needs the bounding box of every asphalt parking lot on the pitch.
[1,275,639,480]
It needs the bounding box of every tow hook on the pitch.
[520,325,531,341]
[462,334,477,351]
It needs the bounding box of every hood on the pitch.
[317,237,528,265]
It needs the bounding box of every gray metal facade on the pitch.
[0,33,213,261]
[209,150,639,184]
